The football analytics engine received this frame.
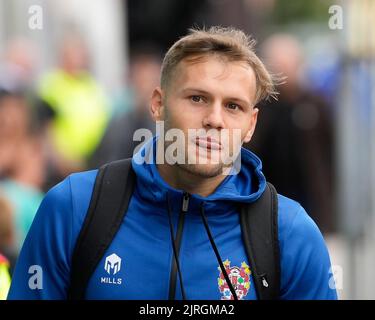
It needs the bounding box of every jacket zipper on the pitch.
[168,192,189,300]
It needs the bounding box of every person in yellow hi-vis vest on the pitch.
[0,254,11,300]
[38,34,110,174]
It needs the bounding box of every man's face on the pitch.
[151,55,258,178]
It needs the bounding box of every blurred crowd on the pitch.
[0,29,336,298]
[0,33,160,280]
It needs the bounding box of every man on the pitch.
[0,253,11,300]
[0,90,45,252]
[38,33,110,177]
[8,27,337,300]
[249,34,335,234]
[89,47,160,167]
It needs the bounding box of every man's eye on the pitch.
[191,95,203,103]
[227,103,240,110]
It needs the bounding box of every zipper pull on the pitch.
[260,274,269,288]
[182,192,190,213]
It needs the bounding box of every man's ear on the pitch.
[150,87,165,121]
[243,107,259,143]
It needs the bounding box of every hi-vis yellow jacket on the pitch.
[0,254,11,300]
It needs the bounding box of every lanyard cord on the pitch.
[166,194,187,300]
[199,203,238,300]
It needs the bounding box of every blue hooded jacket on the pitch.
[8,137,337,300]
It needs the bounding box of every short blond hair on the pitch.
[161,26,278,104]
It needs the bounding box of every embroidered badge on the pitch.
[218,260,251,300]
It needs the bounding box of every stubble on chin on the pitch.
[176,162,225,178]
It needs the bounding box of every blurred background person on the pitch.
[0,193,16,275]
[0,37,38,93]
[0,252,11,300]
[37,32,110,185]
[89,45,160,167]
[0,90,45,257]
[247,34,335,234]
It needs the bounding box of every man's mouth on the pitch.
[194,136,222,151]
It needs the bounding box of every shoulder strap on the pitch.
[240,182,280,300]
[68,158,135,300]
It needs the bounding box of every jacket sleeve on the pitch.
[279,205,338,300]
[7,177,74,300]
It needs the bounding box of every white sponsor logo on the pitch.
[101,254,123,285]
[104,253,121,275]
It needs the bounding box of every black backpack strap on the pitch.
[240,182,280,300]
[68,158,135,300]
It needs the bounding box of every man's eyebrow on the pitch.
[181,88,251,106]
[181,88,211,96]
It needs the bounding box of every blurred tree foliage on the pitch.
[271,0,334,25]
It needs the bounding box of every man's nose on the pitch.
[202,101,224,129]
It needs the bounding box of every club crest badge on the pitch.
[218,259,251,300]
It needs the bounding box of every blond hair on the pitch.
[161,26,278,104]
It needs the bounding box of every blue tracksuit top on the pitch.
[8,137,337,300]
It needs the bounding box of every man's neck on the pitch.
[156,162,227,198]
